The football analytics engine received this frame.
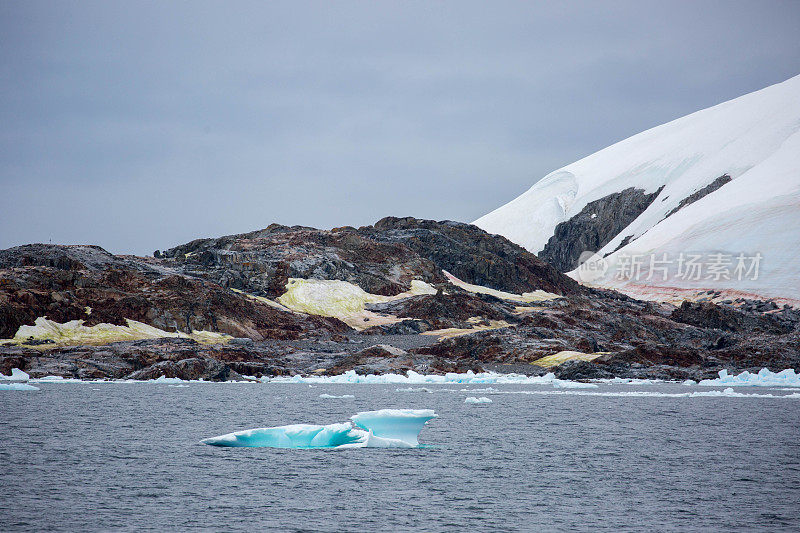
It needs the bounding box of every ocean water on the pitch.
[1,382,799,532]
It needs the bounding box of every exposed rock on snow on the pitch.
[663,174,731,219]
[539,186,664,271]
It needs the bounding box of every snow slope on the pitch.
[474,75,800,300]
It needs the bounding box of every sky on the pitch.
[1,1,799,255]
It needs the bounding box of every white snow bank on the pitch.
[698,368,800,388]
[494,389,800,399]
[0,382,39,391]
[319,393,355,399]
[464,396,492,404]
[267,369,596,388]
[202,408,437,449]
[475,74,800,300]
[0,368,30,381]
[442,270,558,302]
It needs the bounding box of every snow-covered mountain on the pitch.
[475,74,800,302]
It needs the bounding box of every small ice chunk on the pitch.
[553,380,598,388]
[319,394,354,399]
[698,368,800,387]
[0,368,30,381]
[682,379,697,386]
[0,382,39,391]
[464,396,492,404]
[268,369,603,387]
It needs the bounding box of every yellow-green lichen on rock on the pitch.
[276,278,436,329]
[531,350,606,368]
[11,317,232,348]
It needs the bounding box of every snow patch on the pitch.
[442,270,558,302]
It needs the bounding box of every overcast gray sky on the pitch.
[2,1,799,255]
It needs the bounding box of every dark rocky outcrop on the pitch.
[162,224,447,297]
[0,244,348,340]
[671,300,793,335]
[160,217,582,297]
[359,217,583,295]
[539,186,664,271]
[366,290,518,330]
[126,357,235,381]
[664,174,731,219]
[411,289,800,379]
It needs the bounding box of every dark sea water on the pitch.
[1,382,799,532]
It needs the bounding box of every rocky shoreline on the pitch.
[2,218,798,382]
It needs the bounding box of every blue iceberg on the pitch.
[202,409,437,449]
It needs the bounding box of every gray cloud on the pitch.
[2,0,799,254]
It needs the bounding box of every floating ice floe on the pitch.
[464,397,492,404]
[319,394,355,399]
[0,382,39,391]
[30,375,84,383]
[552,380,599,389]
[267,369,596,388]
[492,389,800,399]
[698,368,800,388]
[0,368,30,381]
[202,408,437,449]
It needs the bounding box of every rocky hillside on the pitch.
[0,244,347,341]
[159,216,581,298]
[1,218,798,381]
